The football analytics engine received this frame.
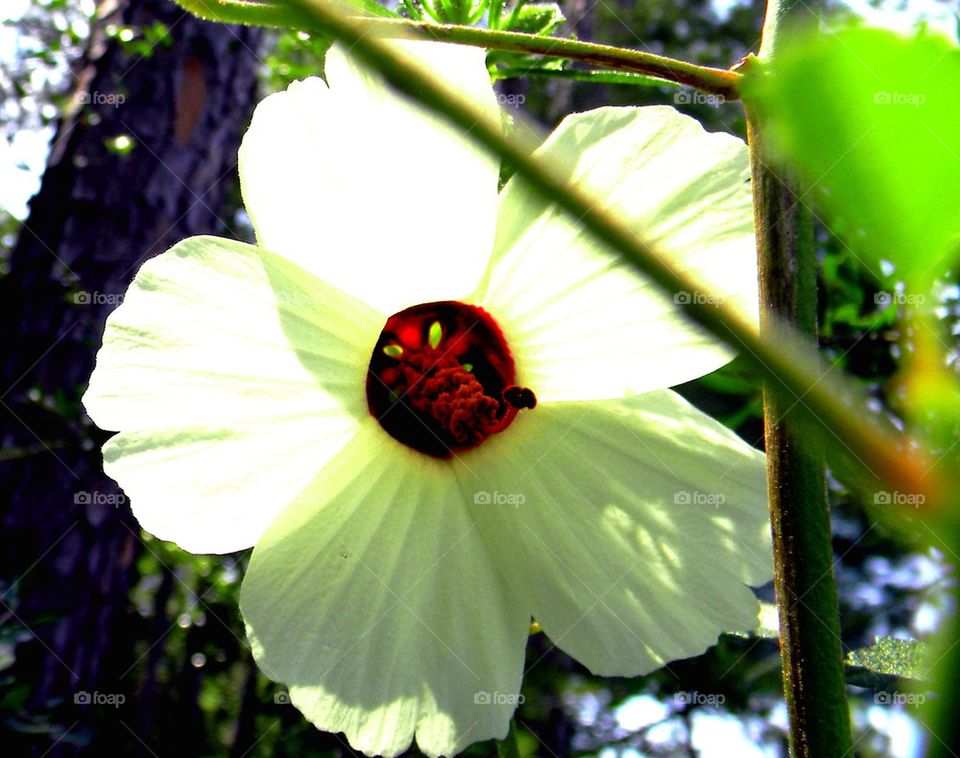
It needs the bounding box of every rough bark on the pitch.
[0,1,261,753]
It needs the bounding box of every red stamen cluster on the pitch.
[366,301,536,457]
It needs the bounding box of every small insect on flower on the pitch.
[84,38,772,758]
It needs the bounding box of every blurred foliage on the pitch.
[0,0,93,137]
[2,0,958,756]
[742,24,960,288]
[485,2,569,75]
[846,637,930,687]
[264,29,334,91]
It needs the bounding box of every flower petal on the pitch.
[477,106,757,402]
[239,40,501,314]
[240,419,529,758]
[459,389,771,676]
[83,235,383,554]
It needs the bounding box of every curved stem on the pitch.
[492,66,675,88]
[172,0,742,97]
[281,0,937,507]
[172,0,397,21]
[379,20,740,98]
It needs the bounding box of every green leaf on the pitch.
[845,636,930,686]
[488,2,568,72]
[742,25,960,287]
[509,2,565,36]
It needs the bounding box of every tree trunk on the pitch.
[0,1,261,753]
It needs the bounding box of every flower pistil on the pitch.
[366,300,536,457]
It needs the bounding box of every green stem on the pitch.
[172,0,741,97]
[394,21,738,97]
[488,0,504,29]
[749,2,853,755]
[491,66,676,88]
[173,0,399,22]
[930,596,960,757]
[747,111,853,757]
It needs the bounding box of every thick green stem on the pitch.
[749,1,852,755]
[172,0,741,97]
[747,115,853,757]
[929,602,960,757]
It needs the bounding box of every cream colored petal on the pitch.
[459,389,772,675]
[84,235,382,553]
[478,106,758,402]
[241,420,530,757]
[239,41,501,314]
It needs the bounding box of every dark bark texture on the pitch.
[0,0,261,753]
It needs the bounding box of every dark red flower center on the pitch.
[366,301,536,458]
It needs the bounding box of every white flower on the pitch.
[84,40,772,758]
